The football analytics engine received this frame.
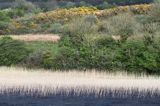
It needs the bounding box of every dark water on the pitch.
[0,94,160,106]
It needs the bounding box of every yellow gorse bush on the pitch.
[34,6,98,22]
[33,4,152,22]
[9,4,153,34]
[11,20,38,32]
[95,4,152,17]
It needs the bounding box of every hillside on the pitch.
[0,0,160,74]
[2,4,153,35]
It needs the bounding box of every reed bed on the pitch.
[0,67,160,97]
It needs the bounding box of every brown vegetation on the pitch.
[0,67,159,96]
[6,34,60,42]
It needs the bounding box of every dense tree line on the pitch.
[0,0,154,11]
[0,0,153,6]
[63,0,153,5]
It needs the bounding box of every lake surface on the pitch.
[0,93,160,106]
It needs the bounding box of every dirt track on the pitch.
[6,34,60,42]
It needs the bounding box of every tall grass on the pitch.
[0,67,160,97]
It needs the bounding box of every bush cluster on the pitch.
[53,30,160,73]
[0,37,30,66]
[0,11,12,35]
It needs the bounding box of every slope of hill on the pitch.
[9,4,152,35]
[0,1,160,73]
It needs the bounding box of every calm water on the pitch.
[0,93,160,106]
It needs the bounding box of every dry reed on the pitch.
[0,67,159,97]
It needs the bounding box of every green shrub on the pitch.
[42,50,54,69]
[63,15,98,35]
[11,8,25,17]
[0,37,30,66]
[118,40,146,70]
[0,11,10,21]
[48,23,63,34]
[141,23,160,34]
[148,0,160,22]
[0,11,11,34]
[23,49,56,69]
[22,50,43,68]
[140,50,159,73]
[100,13,140,41]
[118,39,160,73]
[62,16,98,46]
[84,15,99,25]
[0,21,10,35]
